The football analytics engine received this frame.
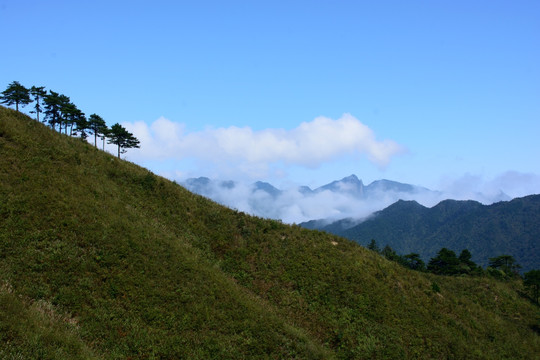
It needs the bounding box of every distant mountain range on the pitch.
[184,174,431,200]
[184,175,538,271]
[182,174,510,224]
[302,195,540,272]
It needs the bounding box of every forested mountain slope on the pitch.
[1,106,539,359]
[316,197,540,271]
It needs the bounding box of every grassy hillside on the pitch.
[319,197,540,271]
[1,106,539,359]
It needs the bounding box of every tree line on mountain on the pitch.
[367,239,540,304]
[0,81,140,158]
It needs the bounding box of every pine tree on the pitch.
[381,245,400,262]
[458,249,480,275]
[367,239,380,253]
[403,253,426,271]
[427,248,460,275]
[87,114,108,147]
[488,255,521,277]
[1,81,31,112]
[29,86,46,122]
[74,113,89,140]
[57,94,72,134]
[60,101,79,135]
[107,123,140,158]
[43,91,62,131]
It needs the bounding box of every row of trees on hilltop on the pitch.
[368,238,523,277]
[0,81,140,158]
[368,239,540,303]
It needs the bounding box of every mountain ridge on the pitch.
[308,195,540,271]
[183,174,428,198]
[182,174,511,224]
[182,174,442,223]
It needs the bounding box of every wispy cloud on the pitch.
[437,171,540,201]
[185,180,411,224]
[124,114,405,178]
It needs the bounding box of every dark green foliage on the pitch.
[367,238,380,252]
[380,245,427,271]
[1,106,540,359]
[57,94,74,134]
[40,88,89,141]
[60,100,86,137]
[425,248,481,276]
[107,123,140,158]
[1,81,31,112]
[29,85,46,122]
[75,114,89,140]
[489,255,522,278]
[459,249,473,264]
[378,245,478,275]
[43,90,63,131]
[381,244,399,261]
[403,253,426,271]
[87,114,108,147]
[458,249,481,275]
[428,248,461,275]
[523,270,540,304]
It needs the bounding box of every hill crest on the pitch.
[1,106,539,359]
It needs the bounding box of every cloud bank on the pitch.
[437,171,540,201]
[184,179,424,224]
[181,171,540,225]
[125,114,404,177]
[208,186,390,224]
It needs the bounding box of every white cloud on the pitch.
[126,117,186,159]
[489,171,540,198]
[123,114,404,177]
[187,182,390,224]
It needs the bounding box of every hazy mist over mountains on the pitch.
[182,174,511,224]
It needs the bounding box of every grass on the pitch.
[1,105,539,359]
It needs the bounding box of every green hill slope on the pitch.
[1,106,539,359]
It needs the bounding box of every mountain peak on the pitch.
[341,174,361,183]
[317,174,364,197]
[386,199,425,211]
[253,181,281,197]
[365,179,416,194]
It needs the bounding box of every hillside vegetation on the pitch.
[1,106,539,359]
[317,198,540,272]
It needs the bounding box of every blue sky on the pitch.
[2,0,539,197]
